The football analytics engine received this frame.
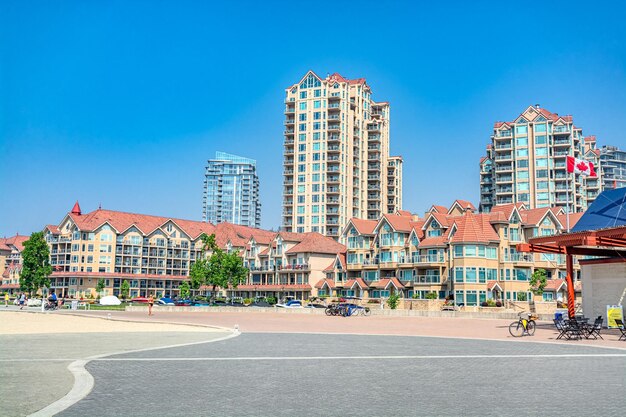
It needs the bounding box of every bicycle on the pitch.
[349,305,371,316]
[508,312,537,337]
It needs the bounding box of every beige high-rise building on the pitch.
[479,105,602,213]
[283,71,402,239]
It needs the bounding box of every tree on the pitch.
[189,233,249,301]
[529,268,548,296]
[20,232,52,296]
[517,292,528,301]
[425,291,438,300]
[96,279,106,298]
[179,281,190,299]
[120,280,130,301]
[387,293,400,309]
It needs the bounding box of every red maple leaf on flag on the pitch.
[576,161,588,172]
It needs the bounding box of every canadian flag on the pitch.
[566,156,596,177]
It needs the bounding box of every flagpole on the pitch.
[566,170,571,233]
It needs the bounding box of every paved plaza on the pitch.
[1,309,626,417]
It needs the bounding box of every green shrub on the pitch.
[387,293,400,310]
[425,292,437,300]
[243,298,253,305]
[486,299,496,307]
[266,296,277,305]
[517,292,528,301]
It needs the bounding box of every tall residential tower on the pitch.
[203,152,261,228]
[600,145,626,190]
[282,71,402,239]
[479,105,602,213]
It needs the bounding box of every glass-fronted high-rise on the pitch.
[203,152,261,227]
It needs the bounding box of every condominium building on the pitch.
[324,201,582,305]
[282,71,402,239]
[42,202,343,301]
[480,105,602,213]
[0,234,28,294]
[599,145,626,190]
[203,151,261,228]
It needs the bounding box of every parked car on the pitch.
[276,300,303,308]
[191,300,210,306]
[249,300,271,307]
[174,299,192,306]
[157,297,175,306]
[131,297,149,304]
[305,303,326,309]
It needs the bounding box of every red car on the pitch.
[131,297,150,303]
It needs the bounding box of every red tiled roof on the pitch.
[487,281,503,291]
[0,235,29,252]
[429,205,448,214]
[67,208,216,239]
[286,233,346,254]
[348,218,378,235]
[323,253,346,272]
[344,278,368,289]
[370,278,405,290]
[520,207,555,227]
[396,210,412,217]
[430,212,451,227]
[450,200,476,213]
[45,225,61,235]
[556,212,584,229]
[450,213,499,244]
[417,236,447,247]
[489,203,525,221]
[380,213,414,232]
[276,231,305,242]
[544,279,566,292]
[314,279,336,289]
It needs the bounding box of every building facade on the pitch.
[599,145,626,190]
[480,105,602,214]
[282,71,402,239]
[321,201,582,305]
[203,151,261,228]
[42,202,342,301]
[0,235,28,294]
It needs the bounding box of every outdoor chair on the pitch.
[553,319,568,340]
[561,319,584,340]
[585,317,604,340]
[615,319,626,341]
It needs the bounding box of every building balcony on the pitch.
[328,175,340,183]
[328,124,340,131]
[495,130,512,138]
[553,127,571,135]
[328,135,340,142]
[284,129,294,135]
[497,198,513,204]
[327,187,340,194]
[328,145,340,152]
[495,164,513,172]
[328,155,340,162]
[285,119,295,125]
[284,106,295,114]
[368,165,381,171]
[327,166,340,173]
[367,124,381,131]
[495,154,512,161]
[496,187,513,194]
[495,143,512,150]
[326,217,340,225]
[553,139,571,146]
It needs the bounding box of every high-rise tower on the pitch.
[203,152,261,227]
[479,105,601,213]
[282,71,402,239]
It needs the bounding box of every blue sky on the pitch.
[1,0,625,237]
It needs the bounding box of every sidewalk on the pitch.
[75,308,626,350]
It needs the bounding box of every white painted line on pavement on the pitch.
[27,330,240,417]
[94,353,626,361]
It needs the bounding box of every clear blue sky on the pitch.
[1,0,625,237]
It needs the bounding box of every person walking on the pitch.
[148,293,154,316]
[4,293,9,307]
[19,293,26,310]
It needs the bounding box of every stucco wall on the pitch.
[581,261,626,321]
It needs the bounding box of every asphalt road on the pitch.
[58,333,626,417]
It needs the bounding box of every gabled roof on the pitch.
[286,233,346,254]
[520,207,562,228]
[449,213,500,244]
[428,205,448,214]
[44,225,61,235]
[487,281,503,291]
[324,253,346,272]
[0,235,29,252]
[376,213,414,233]
[489,203,526,221]
[395,210,412,217]
[314,278,336,289]
[449,200,476,214]
[557,212,584,230]
[544,279,567,292]
[345,218,378,235]
[370,277,405,290]
[345,278,369,289]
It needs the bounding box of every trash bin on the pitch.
[71,300,78,310]
[554,312,563,321]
